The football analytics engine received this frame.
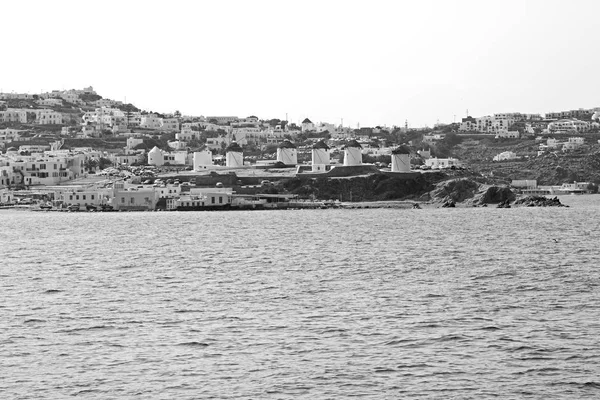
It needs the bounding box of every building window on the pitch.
[76,195,79,200]
[219,196,223,204]
[211,197,215,204]
[121,197,125,203]
[130,198,135,204]
[91,195,95,200]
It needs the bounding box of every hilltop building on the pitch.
[301,118,315,132]
[546,119,590,133]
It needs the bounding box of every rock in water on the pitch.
[513,196,568,207]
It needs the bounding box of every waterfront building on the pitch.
[156,183,182,199]
[112,182,159,211]
[59,187,112,208]
[168,187,233,210]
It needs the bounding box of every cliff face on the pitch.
[283,172,446,202]
[428,179,515,205]
[281,171,519,205]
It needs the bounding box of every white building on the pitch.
[343,140,362,166]
[225,142,244,167]
[206,136,227,151]
[0,128,28,143]
[425,157,462,169]
[140,114,162,130]
[547,119,590,133]
[206,116,238,125]
[301,118,315,132]
[315,122,336,134]
[161,118,179,131]
[34,109,63,125]
[311,140,330,172]
[193,149,213,170]
[276,140,297,165]
[391,145,411,172]
[459,113,540,134]
[126,137,145,150]
[148,146,165,166]
[562,137,585,151]
[36,98,63,107]
[495,131,520,139]
[112,182,159,211]
[493,151,518,161]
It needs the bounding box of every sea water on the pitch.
[1,196,600,399]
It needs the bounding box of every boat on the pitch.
[39,202,53,210]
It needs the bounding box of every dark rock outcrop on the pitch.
[479,186,516,204]
[430,178,480,203]
[496,199,511,208]
[513,196,568,207]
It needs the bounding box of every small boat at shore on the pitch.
[39,202,53,210]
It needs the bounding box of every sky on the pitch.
[2,0,600,128]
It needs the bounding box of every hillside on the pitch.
[451,135,600,185]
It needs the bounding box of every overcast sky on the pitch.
[2,0,599,127]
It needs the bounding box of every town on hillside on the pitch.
[1,87,600,210]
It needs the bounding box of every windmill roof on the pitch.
[343,140,362,149]
[225,142,243,152]
[278,140,296,149]
[312,140,330,150]
[392,145,411,155]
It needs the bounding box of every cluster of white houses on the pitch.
[492,136,593,161]
[0,108,64,125]
[0,145,99,188]
[459,108,600,136]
